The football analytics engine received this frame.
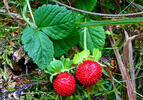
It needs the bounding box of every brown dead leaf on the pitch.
[13,46,25,62]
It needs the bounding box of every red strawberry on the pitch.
[76,60,102,86]
[53,72,75,96]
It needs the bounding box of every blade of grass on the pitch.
[78,17,143,27]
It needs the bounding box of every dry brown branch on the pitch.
[0,9,23,20]
[53,0,143,17]
[123,30,137,99]
[107,26,136,100]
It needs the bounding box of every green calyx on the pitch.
[45,57,72,82]
[72,48,102,65]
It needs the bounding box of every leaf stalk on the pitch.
[84,18,87,50]
[26,0,35,24]
[22,0,37,28]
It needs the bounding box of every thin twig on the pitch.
[0,9,23,19]
[53,0,143,17]
[135,62,142,77]
[106,67,122,100]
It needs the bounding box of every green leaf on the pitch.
[22,27,54,69]
[45,65,55,74]
[80,26,106,52]
[45,59,69,82]
[105,30,111,35]
[34,4,75,40]
[47,60,64,73]
[93,48,102,61]
[76,0,97,11]
[53,29,80,57]
[72,11,85,23]
[73,50,90,64]
[61,57,72,69]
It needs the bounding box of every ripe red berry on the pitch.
[53,72,75,96]
[76,60,102,86]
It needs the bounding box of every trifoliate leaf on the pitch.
[73,50,90,65]
[22,27,54,69]
[34,4,75,40]
[93,48,102,61]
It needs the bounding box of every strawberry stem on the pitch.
[84,18,87,50]
[26,0,35,24]
[22,0,37,28]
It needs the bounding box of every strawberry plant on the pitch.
[1,0,143,99]
[18,0,143,99]
[21,0,106,70]
[20,0,109,98]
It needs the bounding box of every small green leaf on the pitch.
[105,30,111,35]
[22,27,54,69]
[47,60,64,74]
[61,57,72,69]
[93,48,102,61]
[34,4,75,40]
[76,0,97,11]
[80,26,106,52]
[46,65,55,74]
[73,50,90,64]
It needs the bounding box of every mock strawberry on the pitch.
[76,60,102,86]
[53,72,75,96]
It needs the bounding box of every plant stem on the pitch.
[84,18,87,50]
[22,3,33,26]
[26,0,35,24]
[22,1,37,28]
[84,27,87,50]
